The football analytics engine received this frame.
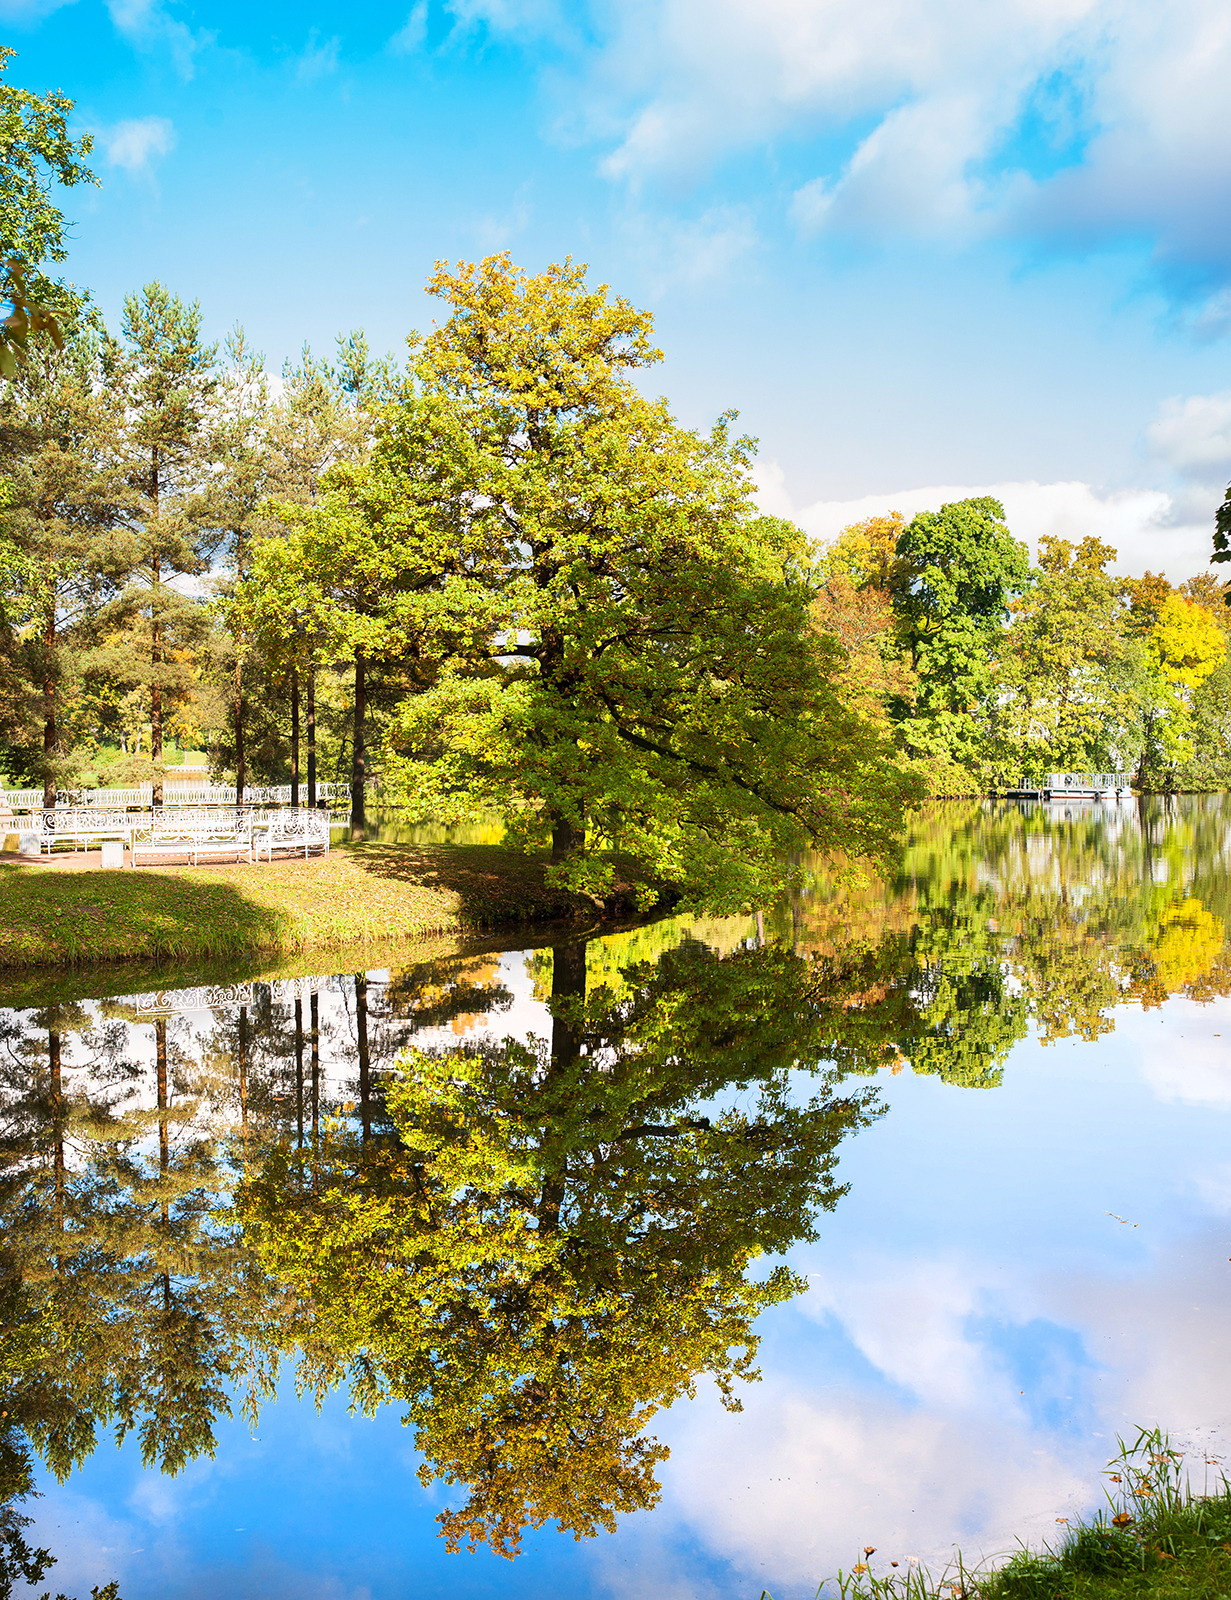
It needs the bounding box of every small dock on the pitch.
[997,771,1131,800]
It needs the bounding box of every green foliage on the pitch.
[0,49,95,271]
[890,497,1030,773]
[254,254,919,907]
[809,1432,1231,1600]
[991,536,1146,779]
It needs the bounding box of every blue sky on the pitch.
[5,0,1231,575]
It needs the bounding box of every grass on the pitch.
[769,1431,1231,1600]
[0,840,669,971]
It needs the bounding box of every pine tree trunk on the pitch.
[42,603,56,810]
[307,668,316,808]
[151,559,163,809]
[234,658,245,806]
[351,648,366,838]
[150,444,163,807]
[290,664,300,809]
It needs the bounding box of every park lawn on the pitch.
[0,841,655,969]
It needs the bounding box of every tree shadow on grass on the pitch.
[344,842,670,926]
[0,865,289,973]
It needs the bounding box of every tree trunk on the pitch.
[551,812,585,859]
[307,668,316,808]
[290,664,300,809]
[42,603,56,811]
[151,551,163,808]
[356,972,371,1142]
[351,647,366,838]
[234,658,245,806]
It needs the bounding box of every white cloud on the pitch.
[752,462,1219,579]
[389,0,429,53]
[295,28,341,83]
[101,116,176,173]
[1147,392,1231,482]
[105,0,207,77]
[465,0,1231,297]
[618,203,758,293]
[0,0,77,19]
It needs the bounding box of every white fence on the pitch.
[2,780,352,812]
[1047,772,1130,792]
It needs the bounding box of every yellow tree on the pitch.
[1139,593,1226,784]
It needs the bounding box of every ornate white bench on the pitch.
[131,811,253,867]
[38,809,135,854]
[251,809,331,862]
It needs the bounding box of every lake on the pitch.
[1,796,1228,1600]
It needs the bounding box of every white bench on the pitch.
[252,809,331,861]
[131,812,253,867]
[37,809,135,854]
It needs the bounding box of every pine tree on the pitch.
[105,284,219,804]
[0,316,128,802]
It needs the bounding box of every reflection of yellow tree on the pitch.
[1149,897,1225,991]
[241,939,876,1557]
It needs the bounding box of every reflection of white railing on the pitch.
[129,976,339,1015]
[2,780,352,811]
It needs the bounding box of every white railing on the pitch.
[2,780,352,811]
[1047,772,1130,792]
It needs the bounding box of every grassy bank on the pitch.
[802,1433,1231,1600]
[0,841,665,970]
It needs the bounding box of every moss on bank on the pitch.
[0,841,667,971]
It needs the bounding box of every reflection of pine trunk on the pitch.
[294,996,304,1151]
[356,973,371,1141]
[49,1028,64,1234]
[540,941,586,1233]
[156,1018,170,1310]
[351,648,366,839]
[310,990,320,1194]
[290,665,299,810]
[238,1004,249,1166]
[307,669,316,809]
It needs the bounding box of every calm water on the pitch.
[2,796,1229,1600]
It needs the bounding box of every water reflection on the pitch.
[0,796,1228,1599]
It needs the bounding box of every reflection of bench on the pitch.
[131,813,252,867]
[252,810,331,862]
[38,810,135,854]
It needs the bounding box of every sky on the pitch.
[4,0,1231,576]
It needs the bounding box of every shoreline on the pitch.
[0,841,668,974]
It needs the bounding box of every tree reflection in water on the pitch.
[0,797,1230,1579]
[241,935,879,1556]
